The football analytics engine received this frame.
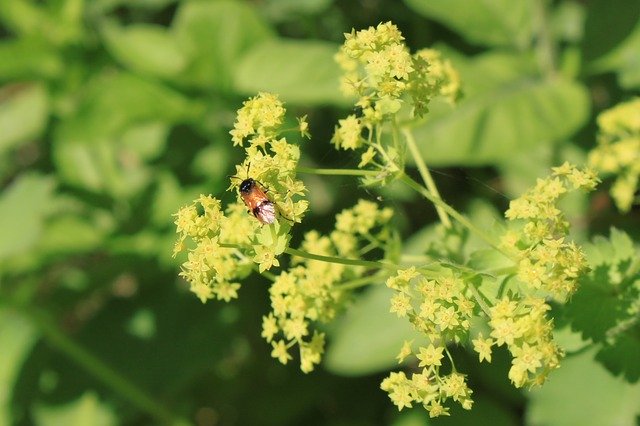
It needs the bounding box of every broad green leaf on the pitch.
[0,309,39,426]
[404,0,533,48]
[581,0,640,63]
[324,284,426,375]
[172,0,274,91]
[0,83,49,155]
[37,215,106,255]
[102,22,188,79]
[52,73,195,196]
[411,52,590,166]
[586,19,640,89]
[526,349,640,425]
[392,394,518,426]
[0,38,63,80]
[235,40,347,105]
[567,229,640,382]
[261,0,333,21]
[0,173,55,261]
[34,392,116,426]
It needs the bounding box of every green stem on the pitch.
[334,273,388,291]
[296,167,379,177]
[25,307,180,425]
[466,282,492,317]
[402,128,452,228]
[533,0,557,77]
[284,247,398,271]
[399,173,509,257]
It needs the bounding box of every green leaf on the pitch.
[235,39,347,105]
[0,38,63,80]
[324,284,426,375]
[261,0,333,21]
[581,0,640,63]
[596,334,640,383]
[0,173,55,261]
[566,229,640,382]
[0,83,49,155]
[34,392,117,426]
[403,0,533,47]
[0,309,39,426]
[52,73,195,196]
[583,10,640,88]
[411,52,590,166]
[172,0,274,91]
[102,22,188,79]
[526,349,640,425]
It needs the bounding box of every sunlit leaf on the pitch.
[526,349,640,425]
[34,392,117,426]
[0,309,39,426]
[404,0,533,47]
[0,173,55,261]
[172,0,274,91]
[102,22,188,79]
[411,51,590,166]
[235,40,346,105]
[0,83,49,155]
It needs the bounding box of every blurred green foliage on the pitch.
[1,0,639,425]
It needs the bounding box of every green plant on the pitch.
[173,22,637,419]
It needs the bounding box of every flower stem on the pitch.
[334,273,388,290]
[399,173,509,257]
[284,247,398,271]
[296,166,379,177]
[402,128,452,228]
[25,307,182,425]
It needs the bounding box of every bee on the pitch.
[237,177,277,224]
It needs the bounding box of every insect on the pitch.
[237,177,277,224]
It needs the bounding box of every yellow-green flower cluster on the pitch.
[588,98,640,212]
[335,21,461,122]
[381,347,473,417]
[229,92,309,223]
[173,195,258,303]
[482,296,562,388]
[173,93,309,303]
[332,22,460,185]
[262,200,394,373]
[503,162,598,300]
[382,267,476,416]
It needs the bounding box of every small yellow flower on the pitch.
[396,340,413,364]
[472,334,493,363]
[271,340,292,365]
[416,344,444,368]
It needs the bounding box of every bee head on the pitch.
[239,178,255,194]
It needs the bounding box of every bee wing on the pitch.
[255,202,276,224]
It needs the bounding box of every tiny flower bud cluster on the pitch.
[230,92,309,224]
[485,296,562,388]
[588,98,640,212]
[382,267,476,416]
[503,162,598,301]
[173,93,309,302]
[262,200,394,373]
[332,21,461,185]
[173,196,258,302]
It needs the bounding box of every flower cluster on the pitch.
[173,195,257,303]
[230,92,309,223]
[503,162,599,301]
[382,267,476,416]
[588,98,640,212]
[173,93,308,302]
[479,296,563,388]
[262,200,394,373]
[332,21,461,184]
